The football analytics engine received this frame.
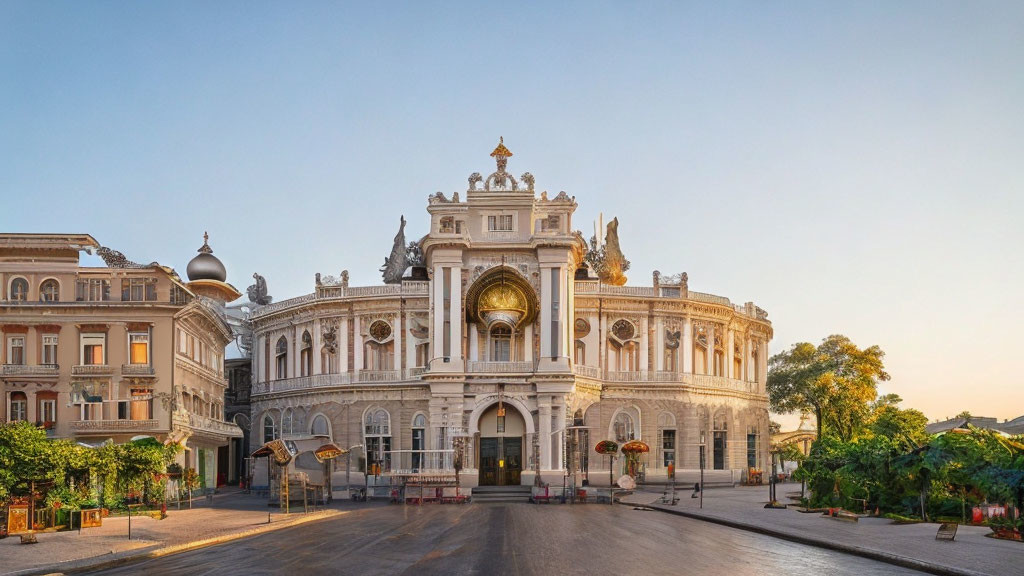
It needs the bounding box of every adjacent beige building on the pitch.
[0,233,242,489]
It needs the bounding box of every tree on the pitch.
[868,397,929,446]
[767,335,889,442]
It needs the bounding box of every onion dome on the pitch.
[186,232,227,282]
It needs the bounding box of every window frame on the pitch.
[7,336,26,365]
[39,279,60,302]
[128,331,150,365]
[9,277,29,301]
[80,332,106,365]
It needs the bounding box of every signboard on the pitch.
[263,439,293,466]
[595,440,619,455]
[313,444,347,463]
[81,508,103,528]
[7,505,28,534]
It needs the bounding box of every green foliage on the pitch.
[0,422,179,512]
[794,425,1024,528]
[768,335,890,442]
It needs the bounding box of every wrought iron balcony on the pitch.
[466,361,535,374]
[71,364,116,376]
[69,419,159,433]
[2,364,59,377]
[121,364,155,376]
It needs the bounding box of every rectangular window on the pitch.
[7,337,25,365]
[81,333,105,365]
[42,335,58,365]
[131,388,151,420]
[747,433,758,469]
[11,398,27,421]
[76,279,110,302]
[121,278,157,302]
[487,214,513,231]
[129,332,149,364]
[40,399,56,424]
[662,430,676,467]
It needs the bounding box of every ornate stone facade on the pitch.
[249,141,773,489]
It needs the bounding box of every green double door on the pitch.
[479,437,522,486]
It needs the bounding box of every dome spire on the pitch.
[198,231,213,254]
[490,136,512,173]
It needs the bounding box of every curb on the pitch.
[7,509,344,576]
[645,504,991,576]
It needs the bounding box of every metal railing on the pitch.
[121,364,155,376]
[71,364,116,375]
[1,363,59,376]
[70,419,158,432]
[382,449,458,476]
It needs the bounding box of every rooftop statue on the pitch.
[381,215,408,284]
[247,273,272,305]
[585,217,630,286]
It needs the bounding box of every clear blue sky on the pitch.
[3,2,1022,426]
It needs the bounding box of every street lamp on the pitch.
[698,433,706,509]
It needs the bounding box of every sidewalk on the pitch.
[0,488,343,576]
[625,484,1019,576]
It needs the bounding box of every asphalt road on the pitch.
[91,503,928,576]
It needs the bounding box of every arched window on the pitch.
[657,413,677,468]
[608,320,638,372]
[489,323,512,362]
[9,277,28,302]
[263,414,276,442]
[311,414,330,437]
[365,321,394,371]
[300,331,312,377]
[713,412,729,470]
[574,340,585,365]
[411,413,427,469]
[40,279,59,302]
[613,411,635,443]
[275,337,288,379]
[364,409,392,472]
[282,408,293,436]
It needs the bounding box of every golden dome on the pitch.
[478,283,528,317]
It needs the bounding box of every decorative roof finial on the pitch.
[490,136,513,173]
[198,231,213,254]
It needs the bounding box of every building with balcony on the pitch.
[248,141,773,491]
[0,233,243,489]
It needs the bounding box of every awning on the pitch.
[621,440,650,454]
[251,439,293,466]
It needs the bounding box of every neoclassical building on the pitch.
[0,233,243,490]
[249,141,772,490]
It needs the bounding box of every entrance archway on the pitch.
[477,402,526,486]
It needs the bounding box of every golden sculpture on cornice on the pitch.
[478,283,529,318]
[585,217,630,286]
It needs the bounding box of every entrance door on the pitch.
[479,437,522,486]
[480,438,499,486]
[503,437,522,485]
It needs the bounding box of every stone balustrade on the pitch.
[466,361,535,373]
[121,364,155,376]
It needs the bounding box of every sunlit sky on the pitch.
[3,2,1022,428]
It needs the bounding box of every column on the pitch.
[468,324,478,362]
[449,267,462,361]
[393,313,402,375]
[538,399,552,470]
[539,268,552,359]
[760,340,769,388]
[744,337,751,382]
[705,324,715,376]
[405,312,416,371]
[655,318,664,371]
[682,317,693,373]
[352,316,362,377]
[599,314,608,371]
[726,329,735,379]
[313,318,322,374]
[339,317,349,373]
[293,325,300,377]
[553,398,566,470]
[523,323,533,363]
[639,315,649,374]
[433,264,444,362]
